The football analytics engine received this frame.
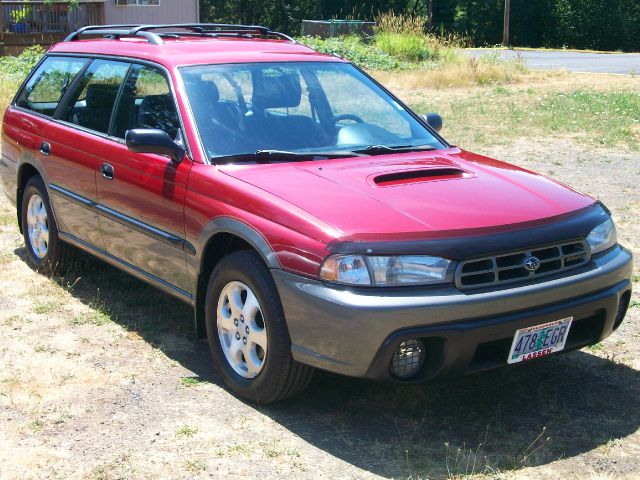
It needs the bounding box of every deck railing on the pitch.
[1,1,104,36]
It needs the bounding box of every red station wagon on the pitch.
[0,24,633,403]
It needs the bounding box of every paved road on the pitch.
[465,49,640,75]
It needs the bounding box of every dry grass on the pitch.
[372,56,543,89]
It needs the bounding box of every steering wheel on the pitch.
[334,113,364,124]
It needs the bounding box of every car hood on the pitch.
[218,148,595,242]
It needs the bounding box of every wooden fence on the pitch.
[0,1,105,55]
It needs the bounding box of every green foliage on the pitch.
[298,36,406,70]
[201,0,640,52]
[375,33,433,62]
[0,46,46,111]
[10,5,31,24]
[0,46,45,82]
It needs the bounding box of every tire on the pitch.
[21,176,74,275]
[205,251,314,404]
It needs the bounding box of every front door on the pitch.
[94,63,192,297]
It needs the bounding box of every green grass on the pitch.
[410,88,640,150]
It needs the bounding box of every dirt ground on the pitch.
[1,83,639,479]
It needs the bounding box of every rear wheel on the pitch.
[205,251,313,404]
[21,176,73,275]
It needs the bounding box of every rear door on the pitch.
[94,63,192,297]
[44,58,130,250]
[10,56,102,247]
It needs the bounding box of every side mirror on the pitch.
[421,113,443,132]
[125,128,185,163]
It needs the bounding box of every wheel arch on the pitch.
[193,217,280,338]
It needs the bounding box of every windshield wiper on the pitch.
[213,149,361,164]
[352,144,437,155]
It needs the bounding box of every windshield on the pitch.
[180,62,446,161]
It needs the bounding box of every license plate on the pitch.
[507,317,573,364]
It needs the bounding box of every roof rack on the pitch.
[64,24,296,45]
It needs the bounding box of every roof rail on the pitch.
[64,24,296,45]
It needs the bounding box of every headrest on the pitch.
[139,94,173,112]
[85,83,119,109]
[185,79,220,104]
[252,69,301,109]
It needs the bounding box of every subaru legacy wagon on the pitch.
[0,24,633,403]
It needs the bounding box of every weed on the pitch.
[184,459,206,473]
[180,376,202,387]
[34,343,58,354]
[33,301,60,315]
[175,425,198,438]
[70,291,115,326]
[588,343,606,352]
[29,418,45,432]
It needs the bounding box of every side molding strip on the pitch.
[59,231,193,302]
[49,183,196,255]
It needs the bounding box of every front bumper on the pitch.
[273,245,633,381]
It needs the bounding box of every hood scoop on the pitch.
[373,168,467,187]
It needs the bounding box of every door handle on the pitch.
[100,163,114,180]
[40,142,51,156]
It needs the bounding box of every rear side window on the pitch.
[59,59,130,134]
[112,64,180,139]
[15,56,88,117]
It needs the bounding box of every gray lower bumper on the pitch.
[273,245,633,379]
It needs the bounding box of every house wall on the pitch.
[104,0,199,25]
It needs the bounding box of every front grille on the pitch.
[455,240,590,289]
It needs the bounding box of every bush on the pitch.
[373,13,465,63]
[0,45,45,83]
[0,46,45,113]
[374,33,432,62]
[298,35,406,71]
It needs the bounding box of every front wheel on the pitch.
[205,251,314,404]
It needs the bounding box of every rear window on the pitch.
[15,56,88,117]
[58,59,130,134]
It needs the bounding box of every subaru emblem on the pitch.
[523,256,541,272]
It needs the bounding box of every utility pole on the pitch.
[502,0,510,47]
[428,0,433,31]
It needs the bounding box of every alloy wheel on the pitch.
[216,281,268,378]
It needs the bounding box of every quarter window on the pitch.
[59,59,130,134]
[15,56,88,117]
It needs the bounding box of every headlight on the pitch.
[586,217,617,255]
[320,254,452,286]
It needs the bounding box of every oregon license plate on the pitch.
[507,317,573,364]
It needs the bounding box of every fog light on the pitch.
[390,339,426,379]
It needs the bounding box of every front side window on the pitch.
[15,56,88,117]
[60,59,130,134]
[112,64,180,140]
[180,62,445,160]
